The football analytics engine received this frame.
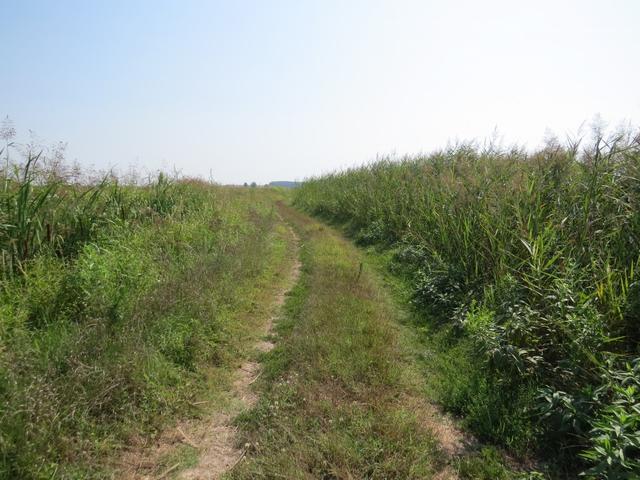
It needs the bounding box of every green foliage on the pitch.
[294,132,640,476]
[0,161,285,478]
[579,360,640,478]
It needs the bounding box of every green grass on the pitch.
[293,133,640,478]
[5,134,639,478]
[229,203,493,479]
[0,158,295,478]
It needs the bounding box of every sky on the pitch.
[1,0,639,184]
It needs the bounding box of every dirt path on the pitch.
[227,203,476,479]
[178,227,302,480]
[116,204,488,479]
[117,223,301,480]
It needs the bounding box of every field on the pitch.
[1,134,639,479]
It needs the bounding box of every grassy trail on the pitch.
[227,203,483,479]
[110,195,513,480]
[112,203,301,479]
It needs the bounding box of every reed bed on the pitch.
[294,132,640,477]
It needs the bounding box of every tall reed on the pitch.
[0,154,185,278]
[294,132,640,476]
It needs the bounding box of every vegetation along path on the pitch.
[115,207,302,480]
[116,197,517,480]
[226,202,481,479]
[0,172,503,479]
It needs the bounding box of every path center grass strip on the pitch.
[230,203,448,479]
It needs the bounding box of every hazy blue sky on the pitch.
[2,0,639,184]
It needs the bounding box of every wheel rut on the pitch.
[180,226,301,480]
[117,224,301,480]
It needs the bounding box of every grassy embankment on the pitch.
[293,134,640,478]
[0,156,291,479]
[229,202,516,479]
